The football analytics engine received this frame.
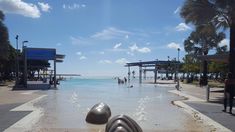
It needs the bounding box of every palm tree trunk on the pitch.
[229,20,235,79]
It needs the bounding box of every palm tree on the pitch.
[181,0,235,78]
[184,24,225,85]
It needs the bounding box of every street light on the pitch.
[22,40,29,50]
[176,48,180,90]
[15,35,19,85]
[167,56,170,79]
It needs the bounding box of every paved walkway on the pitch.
[0,85,43,131]
[177,83,235,131]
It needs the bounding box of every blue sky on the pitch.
[0,0,229,76]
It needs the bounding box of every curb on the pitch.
[169,90,232,132]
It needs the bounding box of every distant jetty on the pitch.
[57,74,81,76]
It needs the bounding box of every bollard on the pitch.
[206,85,210,102]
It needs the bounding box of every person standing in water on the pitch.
[124,77,127,84]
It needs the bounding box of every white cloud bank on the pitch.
[113,43,122,49]
[129,44,151,53]
[176,23,191,31]
[91,27,131,40]
[63,3,86,10]
[38,2,51,12]
[167,42,181,50]
[115,58,129,65]
[219,39,229,47]
[0,0,41,18]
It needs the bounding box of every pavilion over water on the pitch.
[125,60,180,84]
[14,47,65,90]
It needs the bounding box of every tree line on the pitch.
[0,10,16,81]
[179,0,234,85]
[0,10,50,82]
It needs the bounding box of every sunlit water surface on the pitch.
[34,77,209,131]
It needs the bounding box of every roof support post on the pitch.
[144,70,146,80]
[154,64,157,84]
[54,59,56,88]
[139,65,142,84]
[128,66,130,83]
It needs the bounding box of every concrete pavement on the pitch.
[171,82,235,131]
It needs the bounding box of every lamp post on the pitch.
[22,40,29,87]
[167,56,169,79]
[176,48,180,90]
[15,35,19,85]
[22,40,28,50]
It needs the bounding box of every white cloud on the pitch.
[174,6,181,14]
[176,23,191,31]
[38,2,51,12]
[219,39,229,47]
[62,3,86,10]
[113,43,122,49]
[115,58,129,65]
[76,52,82,55]
[79,56,87,60]
[167,42,181,50]
[129,44,138,52]
[99,60,112,64]
[91,27,131,40]
[0,0,41,18]
[138,47,151,53]
[129,44,151,53]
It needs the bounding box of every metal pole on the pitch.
[139,65,142,84]
[23,47,27,88]
[139,60,142,83]
[166,56,169,79]
[54,59,56,88]
[177,48,180,90]
[154,64,157,83]
[22,41,28,51]
[15,35,19,85]
[128,66,130,83]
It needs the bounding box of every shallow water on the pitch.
[34,77,210,131]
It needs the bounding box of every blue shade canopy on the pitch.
[26,48,56,60]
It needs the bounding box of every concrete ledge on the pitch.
[169,90,232,132]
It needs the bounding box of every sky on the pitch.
[0,0,229,77]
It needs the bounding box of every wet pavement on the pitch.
[0,103,31,131]
[0,79,226,131]
[32,81,211,132]
[0,85,44,132]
